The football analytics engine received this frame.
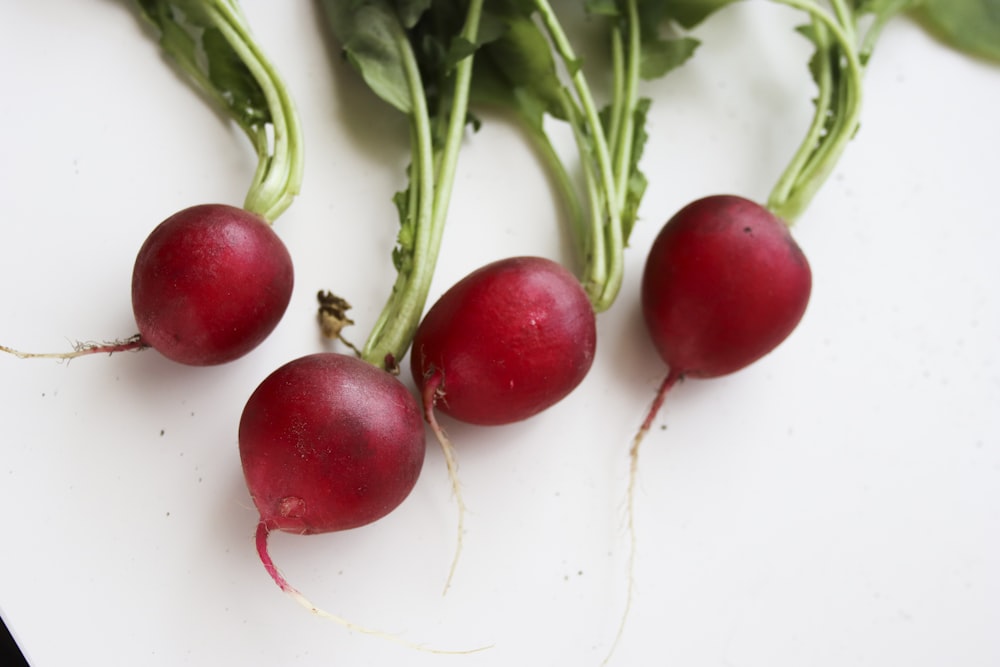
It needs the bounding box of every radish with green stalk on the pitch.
[613,0,1000,660]
[0,0,303,367]
[407,0,734,593]
[237,0,492,646]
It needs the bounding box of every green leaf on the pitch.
[660,0,740,29]
[640,35,699,79]
[135,0,271,136]
[585,0,621,16]
[914,0,1000,63]
[391,186,415,272]
[474,7,568,120]
[201,26,270,128]
[445,35,479,69]
[134,0,304,221]
[320,0,415,114]
[853,0,911,14]
[631,0,723,81]
[396,0,432,29]
[620,97,650,242]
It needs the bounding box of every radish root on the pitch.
[603,370,682,665]
[421,371,467,596]
[254,522,488,654]
[0,334,148,360]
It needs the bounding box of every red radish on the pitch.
[409,256,596,591]
[641,194,812,384]
[240,352,425,537]
[238,353,430,634]
[132,204,294,366]
[1,203,294,366]
[608,194,812,661]
[411,256,597,426]
[238,352,485,652]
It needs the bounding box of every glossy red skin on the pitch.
[131,204,293,366]
[410,256,597,426]
[642,195,812,378]
[239,353,426,535]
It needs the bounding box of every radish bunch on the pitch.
[8,0,998,660]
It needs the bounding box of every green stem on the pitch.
[765,0,864,223]
[606,28,626,163]
[766,14,833,214]
[611,0,641,217]
[361,32,436,370]
[361,0,484,369]
[210,1,303,222]
[532,0,623,312]
[564,91,608,288]
[134,0,303,224]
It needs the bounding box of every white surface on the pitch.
[2,2,999,666]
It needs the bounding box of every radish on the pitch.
[605,1,936,660]
[240,352,425,540]
[629,193,813,469]
[131,204,294,365]
[641,195,812,384]
[1,1,303,366]
[406,256,597,592]
[237,352,485,650]
[411,256,597,427]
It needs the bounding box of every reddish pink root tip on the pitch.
[255,521,293,594]
[420,371,444,425]
[639,370,682,434]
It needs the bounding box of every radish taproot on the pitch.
[1,1,302,366]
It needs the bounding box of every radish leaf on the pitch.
[914,0,1000,63]
[135,0,303,222]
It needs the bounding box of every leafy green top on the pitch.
[767,0,999,223]
[470,0,734,312]
[320,0,486,370]
[135,0,303,222]
[914,0,1000,62]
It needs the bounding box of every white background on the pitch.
[2,2,998,666]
